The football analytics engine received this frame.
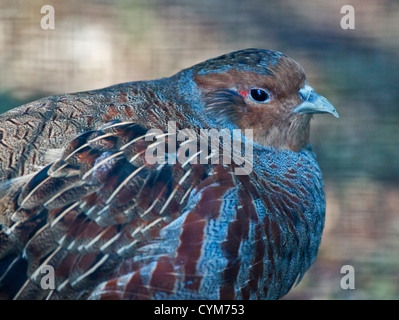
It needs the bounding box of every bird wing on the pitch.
[0,120,323,300]
[0,120,225,299]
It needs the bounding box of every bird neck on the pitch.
[254,114,312,152]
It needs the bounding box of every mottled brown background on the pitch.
[0,0,398,299]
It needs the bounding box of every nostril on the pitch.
[299,85,313,101]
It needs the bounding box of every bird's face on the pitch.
[192,49,338,151]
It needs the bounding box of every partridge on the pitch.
[0,48,338,300]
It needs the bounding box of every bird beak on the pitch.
[293,85,339,118]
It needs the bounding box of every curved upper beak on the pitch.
[293,85,339,118]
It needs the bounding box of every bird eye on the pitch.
[250,88,270,103]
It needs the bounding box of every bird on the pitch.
[0,48,338,300]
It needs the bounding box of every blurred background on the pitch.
[0,0,398,299]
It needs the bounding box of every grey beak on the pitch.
[293,85,339,118]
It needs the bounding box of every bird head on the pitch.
[190,48,338,151]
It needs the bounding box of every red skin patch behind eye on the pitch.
[238,90,249,98]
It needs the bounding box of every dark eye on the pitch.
[250,88,270,103]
